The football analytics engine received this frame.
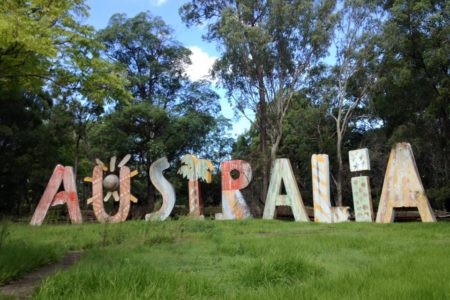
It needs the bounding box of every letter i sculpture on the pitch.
[349,148,374,222]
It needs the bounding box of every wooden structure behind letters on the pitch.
[178,154,214,217]
[145,157,176,221]
[263,159,309,222]
[376,143,436,223]
[221,160,252,220]
[30,165,82,226]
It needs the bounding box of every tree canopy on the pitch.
[0,0,449,218]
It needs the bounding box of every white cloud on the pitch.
[185,46,217,82]
[150,0,167,6]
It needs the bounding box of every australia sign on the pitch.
[30,143,436,225]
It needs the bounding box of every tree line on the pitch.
[0,0,448,219]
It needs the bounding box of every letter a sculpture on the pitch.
[30,165,82,226]
[84,155,138,223]
[263,159,309,222]
[178,154,214,217]
[376,143,436,223]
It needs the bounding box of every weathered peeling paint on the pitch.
[145,157,176,221]
[188,180,203,216]
[376,143,436,223]
[91,164,133,224]
[221,160,252,220]
[311,154,333,223]
[178,154,214,217]
[30,165,82,226]
[349,148,371,172]
[351,176,374,222]
[263,159,309,222]
[331,206,350,222]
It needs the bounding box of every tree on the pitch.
[372,0,449,208]
[180,0,336,203]
[92,12,227,213]
[97,12,190,107]
[0,0,130,216]
[327,0,381,206]
[0,0,130,104]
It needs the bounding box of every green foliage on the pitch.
[1,0,449,218]
[97,12,191,106]
[228,0,449,209]
[87,12,231,213]
[0,0,130,216]
[181,0,338,204]
[0,4,231,217]
[372,0,449,192]
[0,0,130,104]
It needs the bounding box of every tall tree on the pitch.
[327,0,381,206]
[94,13,226,213]
[180,0,336,203]
[97,12,191,107]
[0,0,130,216]
[372,0,449,207]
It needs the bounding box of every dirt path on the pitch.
[0,251,82,299]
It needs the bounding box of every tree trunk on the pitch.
[257,66,269,205]
[270,134,282,168]
[73,134,81,180]
[336,128,343,207]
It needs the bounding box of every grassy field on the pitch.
[0,219,449,299]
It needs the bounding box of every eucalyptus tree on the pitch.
[327,0,382,206]
[180,0,336,203]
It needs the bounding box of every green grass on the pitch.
[1,219,449,299]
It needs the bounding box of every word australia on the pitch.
[30,142,436,226]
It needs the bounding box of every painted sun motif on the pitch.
[84,154,138,205]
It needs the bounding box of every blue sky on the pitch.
[85,0,250,137]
